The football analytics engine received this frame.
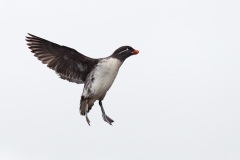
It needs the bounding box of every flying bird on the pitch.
[26,34,139,125]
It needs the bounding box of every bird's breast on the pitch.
[83,58,122,99]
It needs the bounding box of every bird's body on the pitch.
[80,58,123,124]
[82,58,122,104]
[26,33,139,125]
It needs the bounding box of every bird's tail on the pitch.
[80,97,87,115]
[80,97,93,115]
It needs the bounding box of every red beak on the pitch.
[133,49,139,55]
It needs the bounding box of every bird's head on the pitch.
[111,46,139,62]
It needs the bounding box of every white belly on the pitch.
[82,58,122,100]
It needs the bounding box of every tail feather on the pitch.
[80,97,93,115]
[80,97,87,115]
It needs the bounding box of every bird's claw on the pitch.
[102,114,114,125]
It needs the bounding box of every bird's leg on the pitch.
[99,100,114,125]
[85,100,90,126]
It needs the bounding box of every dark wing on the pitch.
[26,33,99,84]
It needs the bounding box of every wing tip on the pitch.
[27,33,36,37]
[26,33,43,41]
[26,33,34,42]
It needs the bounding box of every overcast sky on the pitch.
[1,0,240,160]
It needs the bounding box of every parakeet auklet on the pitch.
[26,34,139,125]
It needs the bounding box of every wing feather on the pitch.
[26,33,98,84]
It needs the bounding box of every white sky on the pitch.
[1,0,240,159]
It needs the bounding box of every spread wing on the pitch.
[26,33,98,84]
